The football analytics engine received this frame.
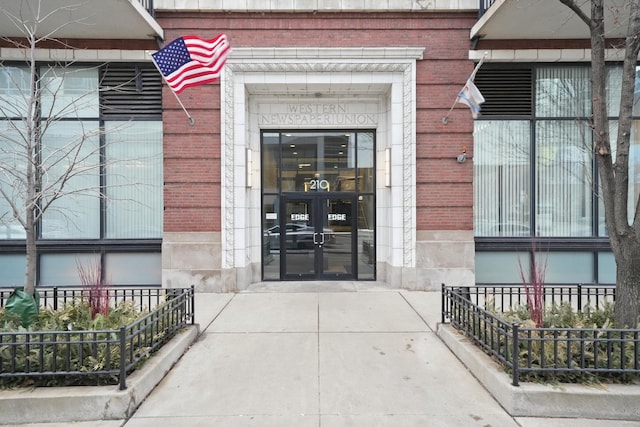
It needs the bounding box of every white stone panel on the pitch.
[471,49,635,63]
[217,47,424,289]
[199,0,223,8]
[4,48,153,62]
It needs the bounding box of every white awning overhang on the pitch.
[0,0,163,40]
[472,0,629,41]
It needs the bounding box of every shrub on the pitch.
[499,302,639,384]
[502,301,615,329]
[0,298,148,388]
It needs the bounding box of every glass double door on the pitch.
[279,194,356,280]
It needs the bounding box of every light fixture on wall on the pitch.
[456,146,467,163]
[385,148,391,187]
[246,148,253,188]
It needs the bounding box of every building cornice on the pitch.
[0,48,151,62]
[0,47,425,63]
[154,0,477,12]
[229,47,425,61]
[470,49,639,63]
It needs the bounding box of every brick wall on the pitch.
[157,12,477,233]
[162,81,221,232]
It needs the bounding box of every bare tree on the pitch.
[0,2,101,297]
[558,0,640,327]
[1,1,160,297]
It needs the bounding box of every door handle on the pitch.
[313,232,325,246]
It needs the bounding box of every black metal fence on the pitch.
[0,286,195,390]
[441,284,640,386]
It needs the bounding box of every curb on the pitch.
[437,323,640,421]
[0,325,199,425]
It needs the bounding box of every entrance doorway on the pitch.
[278,194,356,279]
[261,131,376,281]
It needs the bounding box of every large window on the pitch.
[0,63,163,287]
[105,121,163,239]
[474,120,531,237]
[474,64,640,285]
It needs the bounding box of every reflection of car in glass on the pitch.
[266,223,335,249]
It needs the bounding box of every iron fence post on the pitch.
[119,326,127,390]
[577,283,582,311]
[191,285,195,325]
[512,322,520,386]
[441,283,446,324]
[53,287,58,311]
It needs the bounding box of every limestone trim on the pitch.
[220,48,422,274]
[0,48,151,62]
[230,47,425,61]
[222,66,236,270]
[226,61,414,74]
[470,49,640,63]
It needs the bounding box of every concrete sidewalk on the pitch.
[125,290,518,426]
[126,288,639,426]
[6,288,640,426]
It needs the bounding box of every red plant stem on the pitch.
[519,242,548,328]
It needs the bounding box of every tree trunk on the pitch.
[560,0,640,327]
[607,1,640,327]
[24,209,37,296]
[23,30,40,297]
[607,210,640,327]
[613,243,640,327]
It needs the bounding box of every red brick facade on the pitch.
[157,12,477,234]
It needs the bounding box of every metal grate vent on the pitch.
[475,68,533,116]
[100,64,162,119]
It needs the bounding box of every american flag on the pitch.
[151,34,230,94]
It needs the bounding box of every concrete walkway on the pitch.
[126,289,520,427]
[7,286,640,426]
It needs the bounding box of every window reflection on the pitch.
[40,66,99,118]
[474,121,531,237]
[41,121,101,239]
[279,132,358,192]
[535,121,592,237]
[105,121,163,239]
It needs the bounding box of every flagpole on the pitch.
[149,53,196,126]
[442,52,487,125]
[441,101,458,125]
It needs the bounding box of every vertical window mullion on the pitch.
[100,123,106,240]
[530,116,537,236]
